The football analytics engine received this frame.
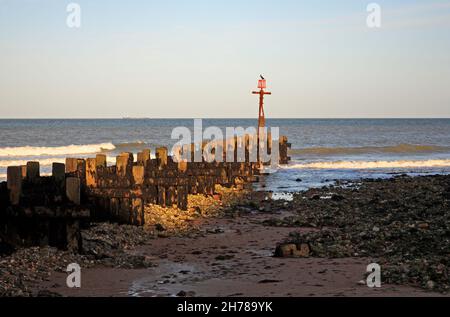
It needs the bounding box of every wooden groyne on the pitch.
[0,135,291,252]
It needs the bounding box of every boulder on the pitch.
[275,242,310,258]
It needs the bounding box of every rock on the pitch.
[176,290,195,297]
[295,178,302,182]
[274,243,309,258]
[258,279,282,283]
[295,243,310,257]
[277,175,450,292]
[330,194,345,201]
[215,254,234,261]
[176,290,187,297]
[274,243,297,257]
[36,290,62,297]
[155,223,166,232]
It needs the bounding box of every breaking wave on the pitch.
[0,156,117,168]
[0,143,116,158]
[289,144,450,156]
[284,159,450,170]
[113,141,147,149]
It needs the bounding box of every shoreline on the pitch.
[1,174,449,297]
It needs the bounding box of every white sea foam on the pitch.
[0,143,116,158]
[0,156,117,168]
[289,144,449,156]
[283,159,450,170]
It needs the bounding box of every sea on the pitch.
[1,119,449,194]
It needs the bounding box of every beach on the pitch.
[2,0,450,307]
[1,174,449,297]
[1,119,450,297]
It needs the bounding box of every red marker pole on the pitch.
[252,78,271,165]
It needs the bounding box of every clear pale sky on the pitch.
[1,0,450,118]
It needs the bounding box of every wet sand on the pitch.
[35,210,446,297]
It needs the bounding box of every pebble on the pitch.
[267,175,450,293]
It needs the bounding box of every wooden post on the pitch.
[20,165,27,179]
[116,152,133,177]
[177,185,188,210]
[137,149,151,166]
[131,198,144,225]
[177,160,188,173]
[65,158,78,173]
[156,147,168,168]
[7,166,22,205]
[166,186,176,207]
[158,186,166,207]
[96,154,107,168]
[86,158,97,187]
[26,161,40,182]
[66,177,80,205]
[132,165,145,185]
[52,163,65,188]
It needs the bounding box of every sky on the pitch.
[0,0,450,118]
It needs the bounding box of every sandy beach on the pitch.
[2,174,448,297]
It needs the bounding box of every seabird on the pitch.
[260,74,265,80]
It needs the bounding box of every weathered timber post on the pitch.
[131,198,144,225]
[177,185,188,210]
[158,186,166,207]
[66,220,82,253]
[66,158,86,184]
[52,163,65,189]
[132,165,145,185]
[95,154,107,168]
[137,149,151,166]
[26,161,40,182]
[86,158,97,187]
[66,158,77,173]
[66,177,80,205]
[20,165,27,179]
[156,147,168,168]
[166,186,176,207]
[7,166,22,205]
[116,152,133,177]
[279,135,291,164]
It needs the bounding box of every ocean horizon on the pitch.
[1,118,449,191]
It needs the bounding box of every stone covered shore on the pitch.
[270,174,450,293]
[1,175,449,296]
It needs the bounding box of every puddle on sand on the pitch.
[128,248,277,296]
[128,260,199,297]
[247,249,274,257]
